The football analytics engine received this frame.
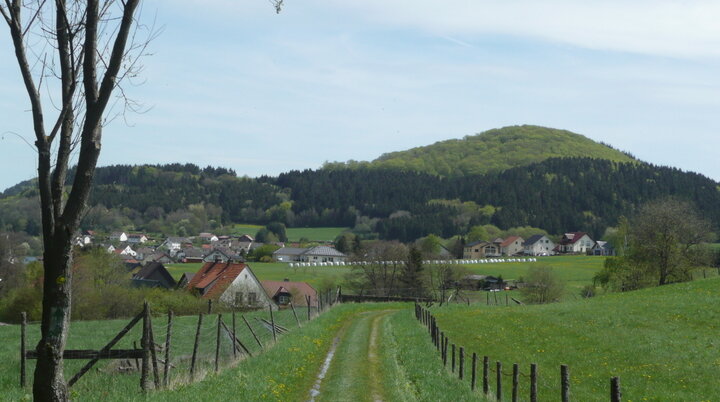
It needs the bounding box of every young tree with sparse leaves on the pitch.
[0,1,146,399]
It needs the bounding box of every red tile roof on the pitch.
[186,261,248,299]
[500,236,522,248]
[563,232,590,245]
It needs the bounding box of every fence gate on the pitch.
[20,302,159,391]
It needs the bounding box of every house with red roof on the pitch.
[557,232,595,254]
[499,236,524,256]
[186,261,276,310]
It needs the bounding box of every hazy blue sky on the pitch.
[2,0,720,191]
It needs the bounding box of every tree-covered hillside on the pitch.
[324,125,636,177]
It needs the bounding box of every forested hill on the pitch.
[323,125,636,177]
[271,158,720,240]
[1,159,719,242]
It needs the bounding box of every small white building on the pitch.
[109,232,128,242]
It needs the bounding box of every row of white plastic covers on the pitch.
[287,257,538,268]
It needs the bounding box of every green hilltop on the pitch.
[358,125,636,177]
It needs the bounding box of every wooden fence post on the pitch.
[561,364,569,402]
[215,314,222,372]
[163,311,173,388]
[290,302,301,327]
[190,313,203,380]
[451,344,456,373]
[512,363,519,402]
[306,295,312,321]
[442,335,448,367]
[459,347,465,380]
[207,299,213,314]
[20,312,26,388]
[269,305,277,343]
[496,361,502,401]
[483,356,489,395]
[147,308,161,390]
[242,315,263,349]
[232,310,237,359]
[530,363,538,402]
[611,377,622,402]
[141,302,151,392]
[471,352,477,391]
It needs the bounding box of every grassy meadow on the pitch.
[165,262,352,291]
[0,303,485,401]
[429,277,720,400]
[226,224,349,243]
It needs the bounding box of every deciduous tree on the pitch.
[0,1,146,399]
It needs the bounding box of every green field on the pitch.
[226,224,348,243]
[429,277,720,400]
[461,255,605,294]
[166,262,352,291]
[167,255,606,298]
[285,227,349,242]
[1,303,482,401]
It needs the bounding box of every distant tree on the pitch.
[520,265,564,304]
[266,222,288,242]
[417,234,442,256]
[595,198,715,290]
[466,226,488,243]
[399,245,425,297]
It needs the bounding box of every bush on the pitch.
[520,265,564,304]
[580,284,596,298]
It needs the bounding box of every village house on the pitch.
[131,262,176,289]
[557,232,595,254]
[463,241,501,259]
[126,233,148,244]
[260,279,318,307]
[186,261,277,310]
[198,232,219,243]
[523,235,555,256]
[109,232,128,242]
[590,241,615,256]
[499,236,524,256]
[160,237,192,255]
[115,245,137,257]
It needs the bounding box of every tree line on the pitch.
[2,158,719,241]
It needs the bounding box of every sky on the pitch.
[2,0,720,191]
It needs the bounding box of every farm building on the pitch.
[260,280,317,307]
[273,245,347,263]
[131,262,176,289]
[460,275,505,290]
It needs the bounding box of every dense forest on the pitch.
[2,157,718,242]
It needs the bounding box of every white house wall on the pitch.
[218,269,277,310]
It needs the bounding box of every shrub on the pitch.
[520,265,564,304]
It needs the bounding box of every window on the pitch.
[248,292,257,304]
[278,295,290,305]
[234,291,243,305]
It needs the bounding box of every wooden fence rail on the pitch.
[20,288,343,394]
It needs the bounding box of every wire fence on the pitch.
[415,304,623,402]
[18,288,341,394]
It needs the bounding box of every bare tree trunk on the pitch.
[1,1,142,400]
